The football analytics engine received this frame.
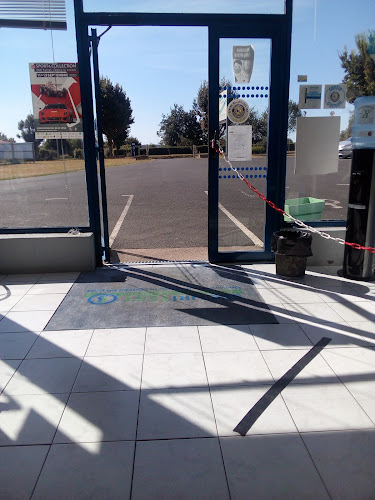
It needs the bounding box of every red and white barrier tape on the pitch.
[211,140,375,254]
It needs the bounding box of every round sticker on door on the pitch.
[227,99,250,124]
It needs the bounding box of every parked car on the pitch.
[338,137,352,159]
[39,104,73,124]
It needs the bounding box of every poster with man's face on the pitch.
[233,46,254,84]
[29,63,83,139]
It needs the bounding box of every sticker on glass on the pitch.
[233,45,254,84]
[227,99,250,124]
[299,85,322,109]
[324,84,347,109]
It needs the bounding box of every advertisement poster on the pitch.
[232,45,254,84]
[29,63,83,139]
[299,84,322,109]
[324,84,347,109]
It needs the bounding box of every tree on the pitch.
[157,104,205,146]
[339,30,375,103]
[100,77,134,156]
[340,111,354,140]
[17,114,42,154]
[0,132,15,143]
[192,78,233,140]
[287,100,301,135]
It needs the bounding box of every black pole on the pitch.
[73,0,103,267]
[91,28,111,263]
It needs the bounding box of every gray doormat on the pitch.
[45,265,278,330]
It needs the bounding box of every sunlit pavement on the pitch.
[0,264,375,499]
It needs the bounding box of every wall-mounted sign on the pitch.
[299,84,322,109]
[228,125,252,162]
[227,99,250,124]
[324,84,347,109]
[29,63,83,139]
[298,75,308,82]
[233,45,254,84]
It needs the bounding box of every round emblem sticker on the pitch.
[227,99,250,124]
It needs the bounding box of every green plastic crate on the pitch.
[284,197,325,222]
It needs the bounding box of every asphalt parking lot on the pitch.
[0,157,351,262]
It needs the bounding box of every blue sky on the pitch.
[1,0,374,143]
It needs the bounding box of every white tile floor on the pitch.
[0,265,374,499]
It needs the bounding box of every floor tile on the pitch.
[86,328,146,356]
[204,351,274,387]
[0,359,21,392]
[262,303,297,323]
[0,393,68,445]
[0,445,49,499]
[282,383,374,432]
[0,331,38,359]
[142,352,208,389]
[320,347,375,379]
[11,294,66,312]
[0,311,54,333]
[73,355,143,392]
[298,322,369,348]
[346,321,375,346]
[317,286,375,303]
[0,284,34,296]
[250,323,312,350]
[32,441,134,500]
[284,302,348,324]
[343,380,375,424]
[221,433,330,500]
[145,326,201,353]
[327,301,375,322]
[302,429,375,500]
[255,288,283,304]
[137,388,217,439]
[1,274,44,284]
[38,272,80,283]
[198,324,258,352]
[54,391,139,443]
[211,386,297,436]
[0,294,22,313]
[262,349,339,384]
[27,282,74,295]
[5,357,82,395]
[272,287,325,304]
[132,438,229,500]
[27,330,93,359]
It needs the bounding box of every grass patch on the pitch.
[0,157,151,181]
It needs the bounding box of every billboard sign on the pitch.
[29,63,83,139]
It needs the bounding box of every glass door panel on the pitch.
[218,38,271,253]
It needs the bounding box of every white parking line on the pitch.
[109,195,134,246]
[204,191,263,247]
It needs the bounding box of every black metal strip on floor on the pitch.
[233,337,332,436]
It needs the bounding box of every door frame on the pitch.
[73,0,293,266]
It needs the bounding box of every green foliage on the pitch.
[339,30,375,103]
[17,114,43,150]
[287,100,301,134]
[124,136,141,146]
[252,143,267,155]
[40,139,83,157]
[0,131,9,141]
[100,76,134,156]
[38,149,58,161]
[73,148,83,159]
[340,111,354,140]
[157,104,205,146]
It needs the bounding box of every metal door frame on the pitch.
[73,0,293,266]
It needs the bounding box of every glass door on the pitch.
[208,23,291,263]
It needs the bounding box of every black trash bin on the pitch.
[271,230,313,277]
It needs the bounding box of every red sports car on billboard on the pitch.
[39,103,73,124]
